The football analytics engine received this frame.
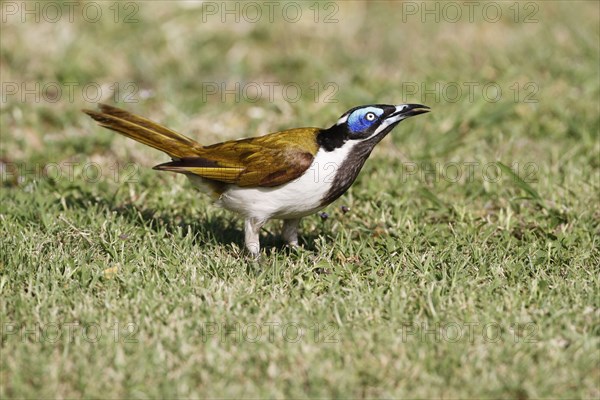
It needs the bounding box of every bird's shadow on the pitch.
[127,206,323,255]
[61,189,323,255]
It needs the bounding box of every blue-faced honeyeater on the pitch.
[84,103,430,256]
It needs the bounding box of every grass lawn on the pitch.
[1,1,599,398]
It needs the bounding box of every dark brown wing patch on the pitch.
[257,151,313,187]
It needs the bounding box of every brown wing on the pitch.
[84,104,321,188]
[154,127,320,187]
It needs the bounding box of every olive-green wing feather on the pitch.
[83,104,320,188]
[154,128,320,187]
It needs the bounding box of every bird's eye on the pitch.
[365,112,376,121]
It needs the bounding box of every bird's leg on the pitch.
[244,217,265,257]
[282,218,300,247]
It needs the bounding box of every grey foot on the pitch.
[244,217,265,258]
[282,218,300,246]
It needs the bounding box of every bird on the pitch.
[83,103,430,256]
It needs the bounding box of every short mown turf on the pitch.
[1,2,598,398]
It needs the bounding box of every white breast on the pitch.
[201,143,356,220]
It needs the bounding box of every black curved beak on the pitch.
[391,104,431,119]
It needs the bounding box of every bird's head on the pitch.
[318,104,430,151]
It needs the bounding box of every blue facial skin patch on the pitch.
[347,107,384,133]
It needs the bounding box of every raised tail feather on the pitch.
[82,104,202,159]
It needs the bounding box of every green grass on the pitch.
[1,1,599,398]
